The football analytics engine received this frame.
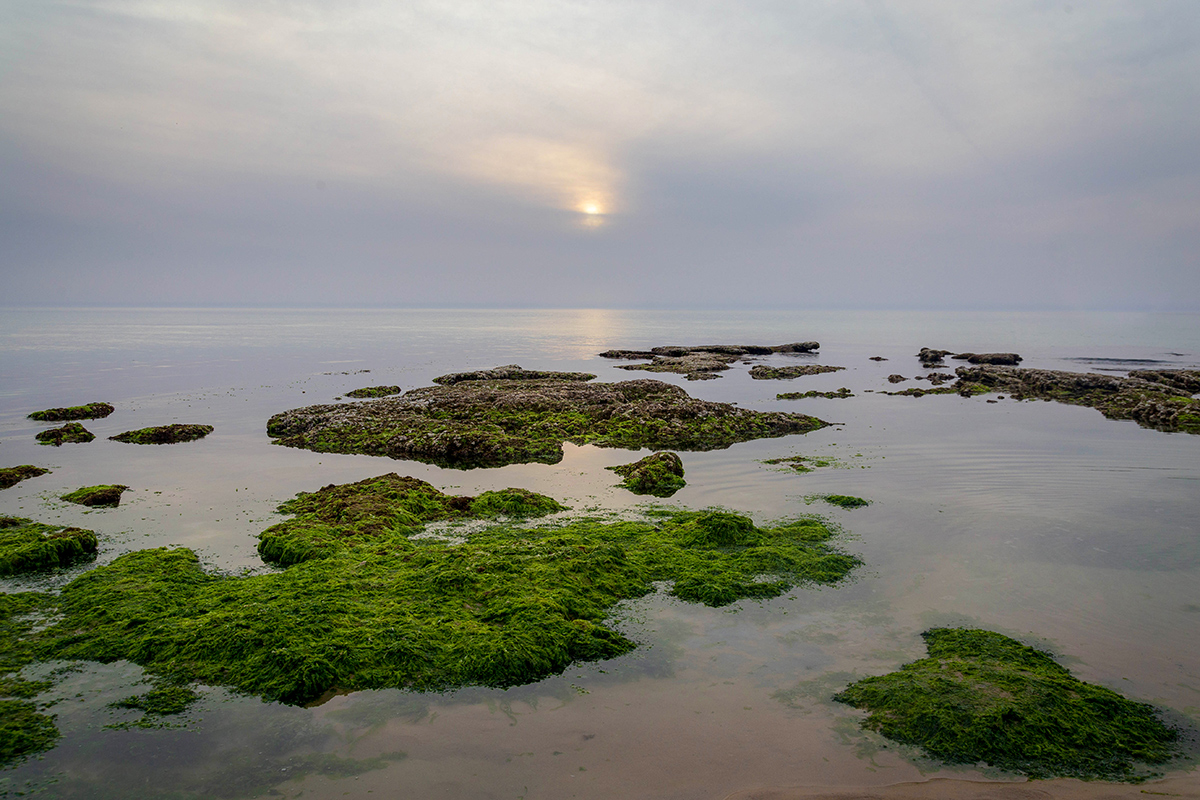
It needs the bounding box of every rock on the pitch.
[607,452,686,497]
[35,423,94,446]
[777,388,853,400]
[0,518,98,576]
[887,374,908,384]
[110,424,214,444]
[28,402,114,422]
[749,364,845,380]
[344,385,403,398]
[0,466,50,490]
[1128,369,1200,395]
[268,375,828,469]
[868,356,887,361]
[600,342,820,380]
[917,348,952,367]
[432,365,595,385]
[952,352,1023,365]
[61,485,129,508]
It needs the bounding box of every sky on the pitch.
[1,0,1198,309]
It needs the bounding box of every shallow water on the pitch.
[1,308,1198,799]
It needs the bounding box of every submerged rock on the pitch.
[749,365,844,380]
[0,517,98,576]
[268,375,827,469]
[0,466,50,491]
[35,423,94,446]
[601,343,819,380]
[110,424,214,444]
[28,402,114,422]
[955,365,1200,433]
[834,628,1180,781]
[433,365,595,385]
[607,452,686,497]
[61,485,129,508]
[344,385,403,398]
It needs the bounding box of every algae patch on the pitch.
[28,402,114,422]
[607,452,686,497]
[22,475,858,705]
[834,628,1181,781]
[61,485,129,508]
[750,365,844,380]
[778,388,853,400]
[0,593,59,766]
[0,517,98,576]
[35,422,94,446]
[0,466,50,491]
[805,494,870,509]
[110,424,214,444]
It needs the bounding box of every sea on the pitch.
[1,307,1198,799]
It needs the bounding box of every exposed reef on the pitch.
[952,352,1023,365]
[917,348,952,368]
[35,422,94,446]
[14,475,858,706]
[834,628,1180,781]
[28,402,114,422]
[61,485,129,508]
[267,373,827,469]
[600,343,819,381]
[777,388,854,400]
[887,374,908,384]
[433,365,596,385]
[607,452,686,497]
[0,466,50,491]
[110,424,214,444]
[0,517,98,576]
[955,365,1200,433]
[749,365,844,380]
[344,385,403,398]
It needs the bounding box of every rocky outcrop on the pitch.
[952,352,1023,365]
[1128,369,1200,395]
[432,365,595,385]
[601,343,819,381]
[110,424,214,444]
[28,402,114,422]
[917,348,952,368]
[345,385,403,398]
[35,423,94,446]
[749,364,844,380]
[0,466,50,490]
[61,485,129,508]
[607,452,686,497]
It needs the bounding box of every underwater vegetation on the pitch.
[35,422,94,446]
[28,402,114,422]
[110,424,214,444]
[834,628,1181,781]
[0,466,50,491]
[762,455,837,474]
[806,495,870,509]
[268,371,827,469]
[749,365,845,380]
[344,385,403,398]
[607,452,686,497]
[778,388,854,400]
[0,592,58,765]
[0,518,98,576]
[9,475,858,707]
[61,485,129,508]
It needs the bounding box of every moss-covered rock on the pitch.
[810,494,870,509]
[0,518,98,576]
[607,452,686,497]
[110,424,214,444]
[749,365,845,380]
[28,402,114,422]
[345,386,403,398]
[21,477,857,705]
[0,465,50,491]
[61,485,129,508]
[834,628,1181,781]
[268,376,826,469]
[35,422,94,446]
[777,388,853,400]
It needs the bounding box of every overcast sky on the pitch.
[1,0,1197,309]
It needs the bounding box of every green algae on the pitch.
[345,385,403,398]
[112,682,199,716]
[763,455,836,474]
[0,593,58,766]
[19,477,858,706]
[0,466,49,491]
[61,485,129,508]
[0,699,59,765]
[778,388,853,400]
[833,628,1181,781]
[607,452,686,497]
[28,402,114,422]
[806,494,870,509]
[749,365,844,380]
[110,424,214,444]
[35,422,95,446]
[0,518,98,576]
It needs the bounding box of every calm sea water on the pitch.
[1,308,1198,799]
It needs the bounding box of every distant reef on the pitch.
[599,343,819,381]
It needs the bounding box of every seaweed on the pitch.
[806,494,870,509]
[0,593,58,766]
[834,628,1182,781]
[607,452,686,497]
[112,682,199,716]
[0,699,59,766]
[0,466,50,491]
[762,455,836,474]
[345,385,403,398]
[28,402,114,422]
[0,518,98,576]
[110,424,214,444]
[23,476,858,705]
[35,422,94,446]
[61,485,129,508]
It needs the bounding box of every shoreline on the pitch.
[724,774,1200,800]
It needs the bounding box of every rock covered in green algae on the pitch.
[432,364,596,385]
[778,388,853,400]
[749,365,845,380]
[61,485,129,508]
[834,628,1181,781]
[0,466,50,491]
[35,422,95,446]
[600,343,819,381]
[0,517,98,576]
[267,375,827,469]
[955,365,1200,434]
[28,402,114,422]
[0,593,60,765]
[809,494,869,509]
[607,452,686,497]
[110,424,214,444]
[24,477,857,705]
[344,385,403,398]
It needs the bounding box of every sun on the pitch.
[583,203,601,215]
